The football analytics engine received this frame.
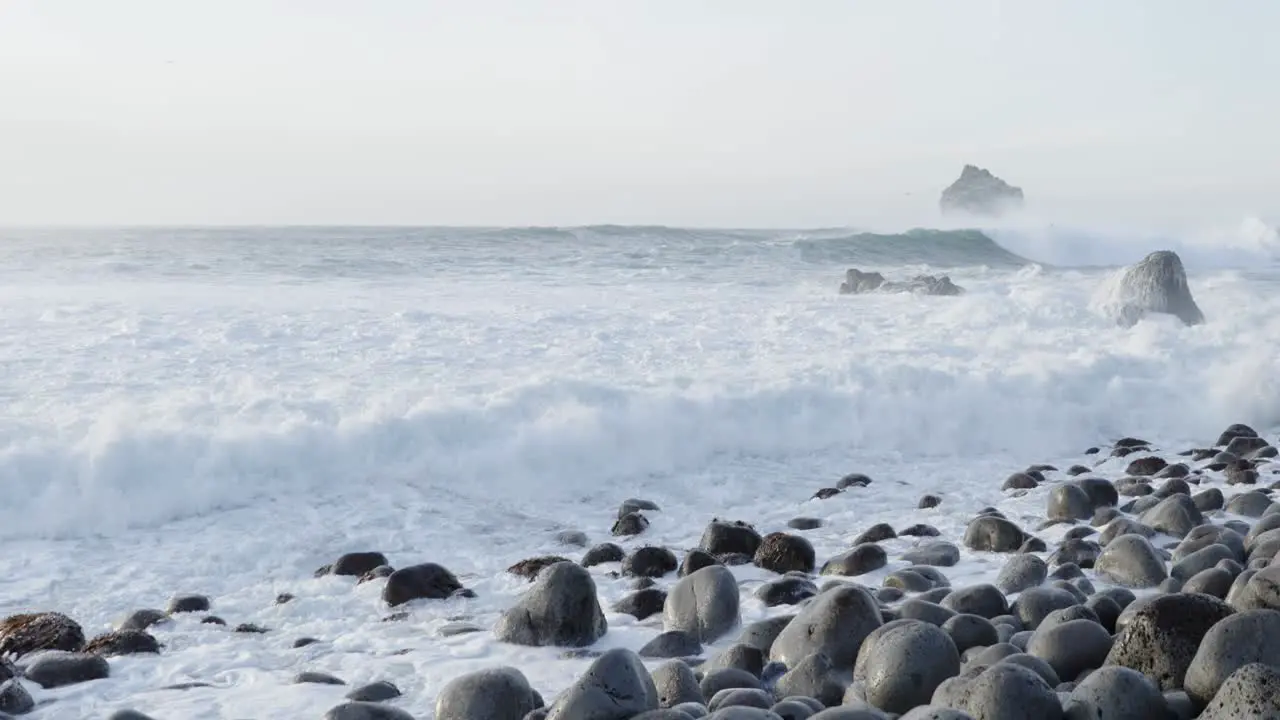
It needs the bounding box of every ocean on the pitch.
[1,222,1278,717]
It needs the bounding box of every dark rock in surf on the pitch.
[919,494,943,509]
[754,533,816,574]
[963,516,1026,552]
[357,566,394,584]
[1105,250,1205,327]
[613,512,650,537]
[165,594,210,614]
[346,680,402,702]
[701,520,762,557]
[507,556,571,581]
[901,523,942,537]
[854,523,898,545]
[582,542,626,568]
[625,546,679,578]
[382,563,464,606]
[664,565,741,643]
[651,660,704,708]
[769,585,883,669]
[0,612,85,658]
[788,517,822,530]
[542,649,659,718]
[839,268,965,296]
[296,671,346,685]
[23,651,110,688]
[327,552,390,577]
[84,629,160,656]
[680,549,720,577]
[854,619,961,713]
[821,544,887,576]
[619,498,661,517]
[613,588,667,621]
[555,530,589,547]
[494,562,606,647]
[838,472,874,488]
[434,666,541,720]
[639,631,703,659]
[939,164,1025,216]
[0,679,34,716]
[324,702,416,720]
[1125,456,1168,477]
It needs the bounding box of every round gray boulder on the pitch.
[820,544,887,577]
[954,662,1064,720]
[996,554,1047,594]
[651,660,705,708]
[1198,662,1280,720]
[664,565,741,643]
[1183,609,1280,706]
[963,517,1026,553]
[1061,666,1166,719]
[1026,619,1113,682]
[1047,485,1093,522]
[853,620,960,713]
[434,666,541,720]
[493,562,607,647]
[546,648,659,719]
[769,585,883,670]
[1103,591,1234,691]
[1094,534,1168,588]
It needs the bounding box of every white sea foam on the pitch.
[0,224,1276,718]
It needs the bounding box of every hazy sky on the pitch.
[1,1,1276,227]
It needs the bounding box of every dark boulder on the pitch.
[493,562,607,647]
[382,563,464,606]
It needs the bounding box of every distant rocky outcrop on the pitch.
[1100,250,1205,327]
[839,269,964,296]
[940,164,1024,216]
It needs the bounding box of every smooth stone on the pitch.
[664,565,741,643]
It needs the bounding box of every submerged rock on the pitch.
[939,164,1025,216]
[839,268,964,296]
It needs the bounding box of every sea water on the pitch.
[1,222,1278,717]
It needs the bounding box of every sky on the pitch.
[0,0,1276,227]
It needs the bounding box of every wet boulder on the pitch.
[755,533,816,574]
[545,648,658,718]
[963,516,1025,553]
[701,520,762,557]
[821,544,887,577]
[664,565,741,643]
[382,563,464,606]
[1184,608,1280,706]
[1094,534,1168,588]
[22,651,110,688]
[769,585,883,669]
[0,613,85,658]
[493,562,607,647]
[1198,662,1280,720]
[853,619,961,713]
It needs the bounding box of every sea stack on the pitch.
[1105,250,1205,327]
[940,165,1024,216]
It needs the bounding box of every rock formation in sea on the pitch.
[839,269,964,296]
[1100,250,1205,327]
[940,164,1025,216]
